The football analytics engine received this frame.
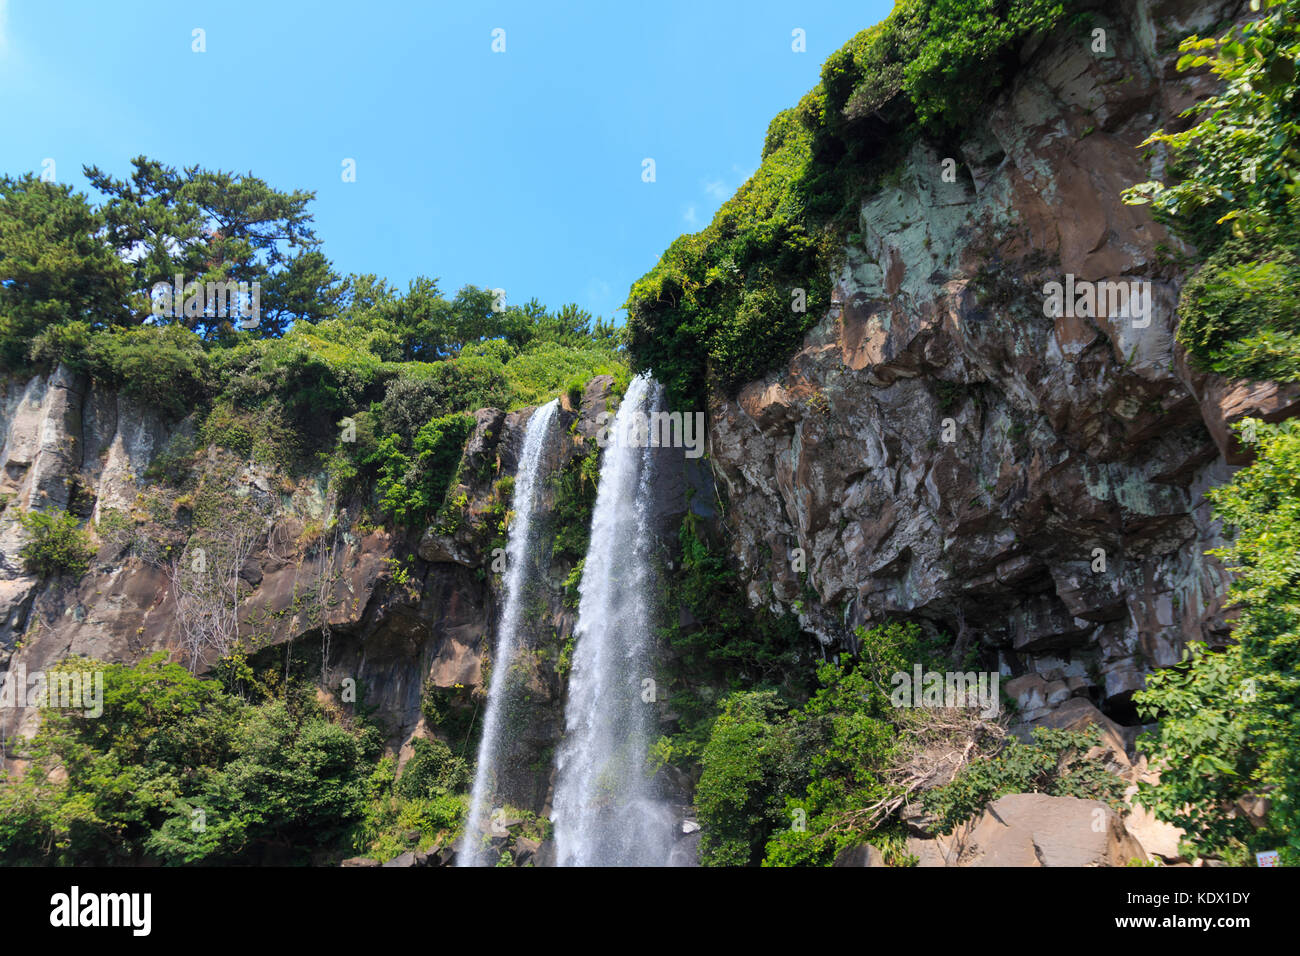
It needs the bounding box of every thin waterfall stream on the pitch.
[458,399,559,867]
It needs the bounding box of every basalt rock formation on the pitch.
[705,0,1300,725]
[0,368,621,804]
[1,0,1292,868]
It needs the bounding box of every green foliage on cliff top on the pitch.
[0,175,132,368]
[626,0,1073,407]
[0,160,627,533]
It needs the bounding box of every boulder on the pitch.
[1025,697,1132,770]
[951,793,1147,867]
[432,846,457,867]
[1122,786,1185,862]
[832,843,886,867]
[906,835,954,867]
[667,830,701,867]
[514,837,541,866]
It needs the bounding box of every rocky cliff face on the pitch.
[0,367,620,807]
[0,364,416,753]
[706,0,1300,725]
[3,1,1290,861]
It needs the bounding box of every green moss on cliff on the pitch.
[626,0,1075,407]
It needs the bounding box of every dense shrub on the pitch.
[88,324,211,417]
[921,726,1126,835]
[378,363,506,441]
[18,509,95,579]
[695,691,812,866]
[0,654,384,865]
[762,628,927,867]
[1175,228,1300,380]
[1133,420,1300,864]
[396,738,471,800]
[371,412,476,526]
[1133,642,1261,863]
[689,622,955,867]
[502,341,628,407]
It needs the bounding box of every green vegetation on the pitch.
[1133,642,1260,864]
[0,175,131,368]
[683,619,1126,866]
[420,681,481,760]
[1118,0,1300,863]
[0,653,485,866]
[549,443,601,564]
[649,509,815,774]
[626,0,1075,406]
[0,158,626,532]
[1124,0,1300,380]
[0,655,382,864]
[17,509,95,580]
[665,511,807,692]
[762,622,946,867]
[395,737,471,801]
[370,413,476,526]
[1134,419,1300,864]
[687,622,909,865]
[1174,231,1300,381]
[921,726,1126,834]
[694,690,814,866]
[352,756,467,863]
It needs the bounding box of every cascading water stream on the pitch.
[550,374,676,866]
[458,399,558,867]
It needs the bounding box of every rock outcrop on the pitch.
[706,0,1278,728]
[911,793,1149,867]
[0,368,621,812]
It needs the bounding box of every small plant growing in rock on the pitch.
[18,508,95,580]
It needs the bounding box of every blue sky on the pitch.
[0,0,891,323]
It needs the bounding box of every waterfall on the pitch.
[458,399,559,867]
[551,374,675,866]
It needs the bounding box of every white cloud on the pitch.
[703,179,728,201]
[683,205,698,227]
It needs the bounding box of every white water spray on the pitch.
[458,399,558,866]
[551,374,675,866]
